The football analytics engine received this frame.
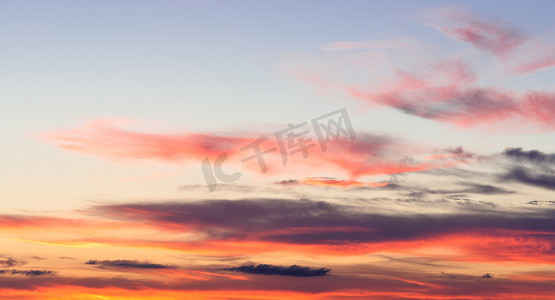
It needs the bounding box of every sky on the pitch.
[2,1,555,299]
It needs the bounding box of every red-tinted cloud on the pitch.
[38,119,252,163]
[81,198,555,262]
[2,198,555,299]
[40,121,464,179]
[294,7,555,131]
[345,59,555,130]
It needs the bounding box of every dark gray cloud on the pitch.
[223,264,330,277]
[0,257,24,268]
[86,260,177,269]
[503,148,555,165]
[497,148,555,190]
[453,183,513,195]
[441,272,457,279]
[0,269,55,276]
[502,167,555,190]
[95,198,555,245]
[402,182,513,197]
[380,84,523,127]
[274,179,299,185]
[438,146,476,159]
[0,265,554,299]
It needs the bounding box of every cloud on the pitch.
[404,182,514,197]
[345,59,555,130]
[503,148,555,165]
[0,264,553,299]
[276,177,389,188]
[4,196,553,262]
[0,257,24,268]
[86,259,177,269]
[38,119,252,163]
[427,5,555,75]
[1,198,555,297]
[501,167,555,190]
[95,198,555,250]
[499,148,555,190]
[223,264,330,277]
[291,7,555,131]
[0,269,55,276]
[40,121,464,178]
[424,146,476,160]
[275,179,300,185]
[427,5,527,55]
[482,273,494,279]
[456,183,513,195]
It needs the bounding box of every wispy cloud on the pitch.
[40,121,466,179]
[345,59,555,130]
[399,182,514,197]
[89,198,555,262]
[276,177,389,188]
[0,269,55,276]
[0,197,554,298]
[426,5,527,55]
[0,257,24,268]
[38,119,251,163]
[294,6,555,131]
[427,5,555,75]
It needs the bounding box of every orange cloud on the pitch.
[298,177,389,188]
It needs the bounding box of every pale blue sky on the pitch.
[2,1,555,127]
[2,1,555,211]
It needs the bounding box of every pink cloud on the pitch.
[38,119,253,163]
[428,6,555,75]
[326,56,555,130]
[39,120,466,179]
[429,6,527,55]
[286,6,555,131]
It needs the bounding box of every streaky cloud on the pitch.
[40,121,464,178]
[502,167,555,190]
[0,257,24,268]
[96,198,555,246]
[427,5,527,55]
[86,259,177,269]
[0,269,55,276]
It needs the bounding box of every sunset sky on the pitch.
[2,1,555,299]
